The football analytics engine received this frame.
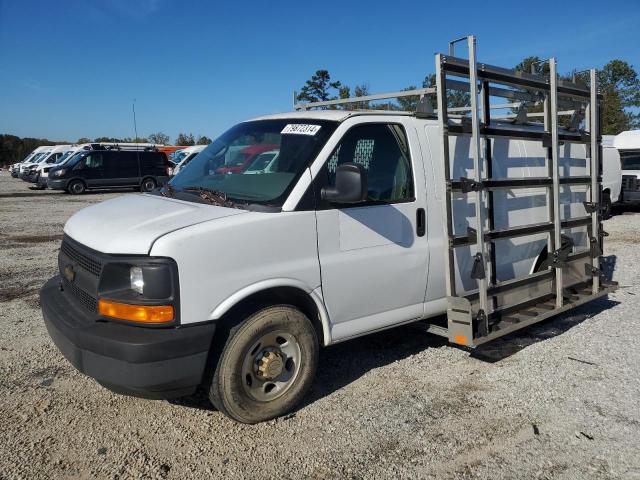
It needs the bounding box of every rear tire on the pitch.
[67,180,85,195]
[207,305,319,424]
[140,177,157,192]
[602,190,612,219]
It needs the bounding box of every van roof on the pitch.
[248,110,414,123]
[613,130,640,150]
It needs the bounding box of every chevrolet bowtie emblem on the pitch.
[63,264,76,283]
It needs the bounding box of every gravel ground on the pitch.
[0,173,639,480]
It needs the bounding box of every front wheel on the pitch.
[208,305,319,423]
[140,177,157,192]
[67,180,86,195]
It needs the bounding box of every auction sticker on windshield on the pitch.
[281,124,321,135]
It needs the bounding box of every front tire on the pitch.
[208,305,319,424]
[140,177,157,192]
[67,180,86,195]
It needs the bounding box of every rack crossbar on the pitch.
[440,56,593,99]
[446,124,591,144]
[450,216,591,247]
[449,176,592,190]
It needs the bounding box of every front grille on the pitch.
[62,277,98,313]
[60,239,103,276]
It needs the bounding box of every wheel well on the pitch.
[140,176,156,185]
[217,286,324,344]
[67,178,87,190]
[201,286,326,388]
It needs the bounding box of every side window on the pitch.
[102,152,121,174]
[83,153,103,169]
[326,123,414,202]
[107,152,133,174]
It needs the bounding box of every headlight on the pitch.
[53,169,66,177]
[130,266,144,294]
[95,259,179,326]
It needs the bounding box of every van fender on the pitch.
[209,278,332,346]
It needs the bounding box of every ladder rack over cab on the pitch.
[295,35,617,347]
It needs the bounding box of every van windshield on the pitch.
[65,152,86,167]
[620,150,640,170]
[56,151,76,164]
[30,153,46,163]
[169,119,338,207]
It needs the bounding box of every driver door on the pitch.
[314,118,429,341]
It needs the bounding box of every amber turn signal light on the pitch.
[98,299,174,324]
[453,335,468,345]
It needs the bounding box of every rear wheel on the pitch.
[208,305,319,424]
[67,180,85,195]
[602,190,612,219]
[140,177,157,192]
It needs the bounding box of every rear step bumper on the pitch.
[439,281,618,347]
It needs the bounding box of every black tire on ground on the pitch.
[207,305,319,424]
[602,190,612,218]
[140,177,157,192]
[67,180,86,195]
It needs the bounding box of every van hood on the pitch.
[64,194,246,254]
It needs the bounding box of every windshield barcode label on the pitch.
[281,124,321,135]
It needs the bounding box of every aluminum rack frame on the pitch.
[292,35,617,347]
[430,35,616,347]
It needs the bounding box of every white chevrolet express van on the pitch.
[41,110,594,423]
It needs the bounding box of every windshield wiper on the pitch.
[182,186,241,208]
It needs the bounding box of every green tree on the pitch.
[77,137,91,144]
[0,135,69,166]
[515,57,640,134]
[196,135,212,145]
[339,83,371,110]
[94,136,124,143]
[175,133,195,146]
[296,70,342,107]
[148,132,170,145]
[597,60,640,134]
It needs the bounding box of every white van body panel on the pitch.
[150,209,322,328]
[23,145,70,172]
[611,131,640,204]
[602,146,621,202]
[15,146,49,167]
[19,146,53,173]
[613,130,640,150]
[64,194,246,254]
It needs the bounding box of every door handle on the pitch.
[416,208,426,237]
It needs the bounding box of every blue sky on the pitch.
[1,0,639,142]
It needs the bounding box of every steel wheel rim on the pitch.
[71,182,83,194]
[143,179,155,191]
[241,331,302,402]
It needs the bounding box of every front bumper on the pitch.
[37,175,48,188]
[40,276,216,399]
[47,178,68,190]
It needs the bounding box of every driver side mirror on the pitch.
[321,163,367,204]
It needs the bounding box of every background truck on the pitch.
[41,36,616,423]
[611,130,640,205]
